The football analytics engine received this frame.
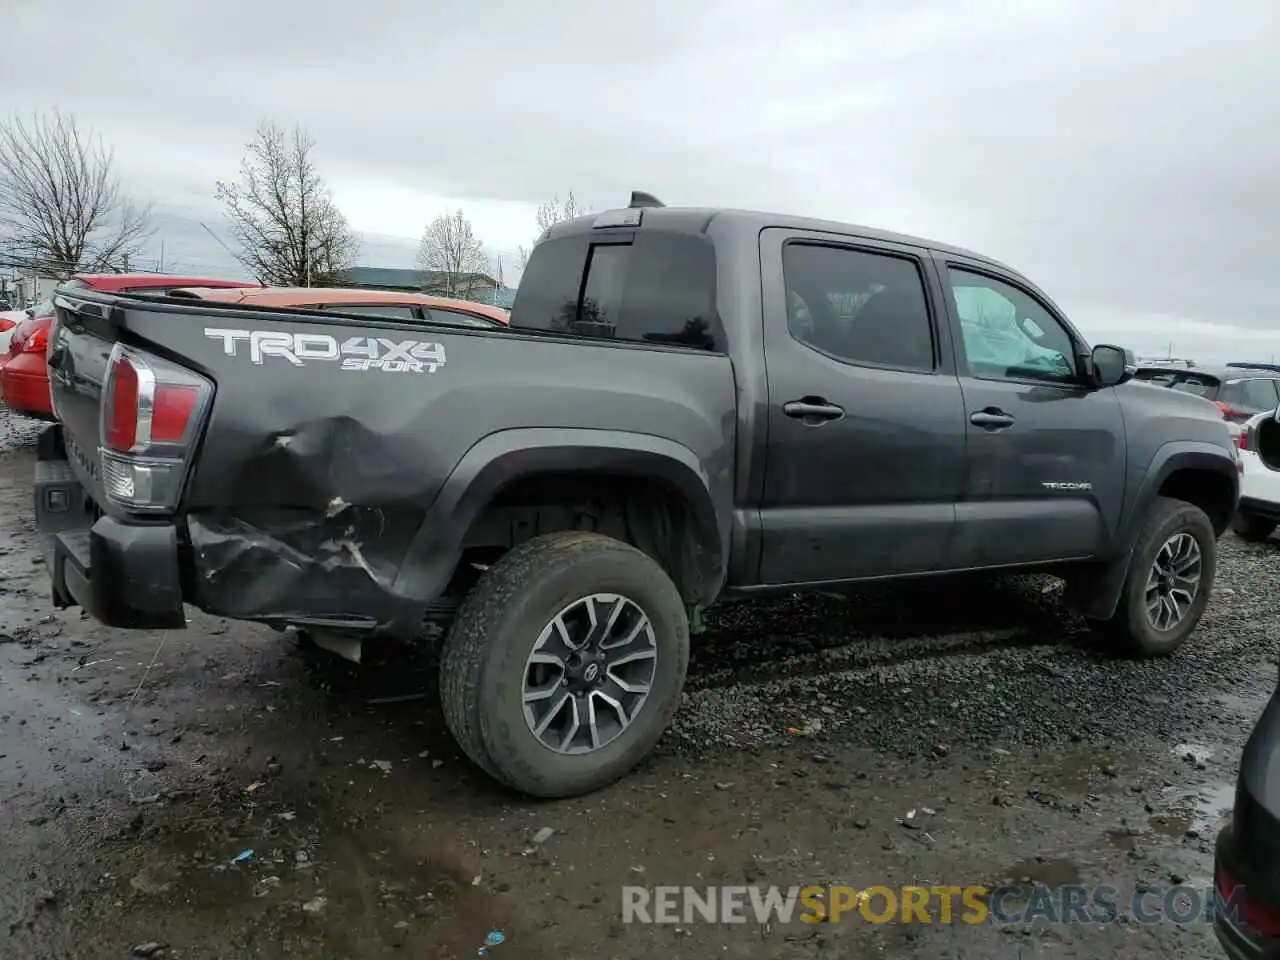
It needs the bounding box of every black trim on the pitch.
[1240,496,1280,523]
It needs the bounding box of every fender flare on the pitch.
[1121,441,1240,543]
[390,427,728,611]
[1069,441,1238,621]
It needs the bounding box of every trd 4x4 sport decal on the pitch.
[204,328,447,373]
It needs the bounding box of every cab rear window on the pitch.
[511,231,721,351]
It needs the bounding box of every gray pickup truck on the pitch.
[34,193,1239,797]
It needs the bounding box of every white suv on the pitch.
[1233,406,1280,542]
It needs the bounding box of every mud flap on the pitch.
[1063,548,1134,621]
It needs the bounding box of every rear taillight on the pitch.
[99,343,212,512]
[21,324,49,353]
[1217,864,1280,937]
[0,317,14,333]
[1240,430,1250,451]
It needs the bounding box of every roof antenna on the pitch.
[628,191,664,209]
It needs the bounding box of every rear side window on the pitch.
[1168,374,1221,399]
[426,309,499,329]
[1137,370,1221,398]
[1232,378,1280,413]
[782,242,935,372]
[511,232,720,350]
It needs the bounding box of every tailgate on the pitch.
[46,297,115,503]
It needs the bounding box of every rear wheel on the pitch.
[439,531,690,798]
[1091,497,1216,657]
[1232,512,1277,543]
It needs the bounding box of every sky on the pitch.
[2,0,1278,361]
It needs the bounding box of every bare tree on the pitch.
[518,191,590,270]
[215,122,357,287]
[0,111,152,278]
[417,209,491,299]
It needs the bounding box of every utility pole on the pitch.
[199,223,239,267]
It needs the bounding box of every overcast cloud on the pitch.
[3,0,1278,359]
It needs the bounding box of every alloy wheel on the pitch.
[1144,532,1202,631]
[522,593,659,755]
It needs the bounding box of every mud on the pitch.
[0,409,1275,959]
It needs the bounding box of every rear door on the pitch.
[757,228,967,584]
[938,258,1126,566]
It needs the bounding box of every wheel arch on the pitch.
[391,428,730,619]
[1068,442,1238,622]
[1127,443,1240,541]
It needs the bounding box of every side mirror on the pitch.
[1091,344,1135,388]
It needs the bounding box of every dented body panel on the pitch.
[39,292,735,631]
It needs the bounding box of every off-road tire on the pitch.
[1232,512,1277,543]
[1091,496,1216,657]
[438,531,690,798]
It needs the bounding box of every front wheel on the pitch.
[1232,512,1277,543]
[1091,496,1216,657]
[439,532,690,798]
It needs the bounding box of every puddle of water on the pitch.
[1159,779,1237,836]
[1172,742,1214,764]
[1103,828,1142,852]
[1101,774,1238,853]
[1001,857,1083,887]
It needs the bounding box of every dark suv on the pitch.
[1215,679,1280,958]
[1135,362,1280,425]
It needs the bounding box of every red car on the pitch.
[0,273,259,420]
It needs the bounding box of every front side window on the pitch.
[781,243,935,371]
[947,269,1076,384]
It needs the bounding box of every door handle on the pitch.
[970,408,1015,429]
[784,398,845,423]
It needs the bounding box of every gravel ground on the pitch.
[0,412,1275,959]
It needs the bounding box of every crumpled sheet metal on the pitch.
[186,503,422,623]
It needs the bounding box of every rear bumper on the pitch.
[35,430,186,629]
[1215,824,1280,960]
[0,351,54,419]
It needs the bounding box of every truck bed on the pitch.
[38,289,735,633]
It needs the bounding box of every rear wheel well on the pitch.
[1157,468,1236,535]
[451,471,719,605]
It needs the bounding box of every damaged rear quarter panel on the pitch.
[166,309,735,623]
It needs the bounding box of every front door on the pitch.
[938,260,1127,568]
[757,229,968,584]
